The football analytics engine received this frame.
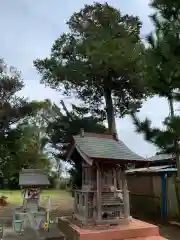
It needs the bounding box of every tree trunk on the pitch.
[56,162,62,189]
[168,96,175,117]
[104,88,117,139]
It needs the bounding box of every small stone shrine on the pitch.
[5,169,66,240]
[58,131,166,240]
[13,168,50,231]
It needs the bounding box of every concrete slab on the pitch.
[3,227,39,240]
[3,227,34,240]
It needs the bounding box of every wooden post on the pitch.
[79,193,82,206]
[113,168,117,191]
[74,191,77,213]
[122,169,130,220]
[87,167,90,188]
[82,168,85,186]
[84,193,89,224]
[97,164,102,221]
[117,167,122,190]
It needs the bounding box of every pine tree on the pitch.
[34,2,148,136]
[132,0,180,171]
[131,0,180,216]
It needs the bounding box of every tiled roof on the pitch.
[148,153,174,162]
[126,165,176,174]
[19,169,49,186]
[73,133,147,162]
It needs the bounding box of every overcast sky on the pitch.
[0,0,170,157]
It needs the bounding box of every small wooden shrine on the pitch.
[66,131,149,225]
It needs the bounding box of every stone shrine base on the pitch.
[3,223,65,240]
[58,217,167,240]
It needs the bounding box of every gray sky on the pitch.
[0,0,170,157]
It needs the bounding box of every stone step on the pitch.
[58,217,165,240]
[90,224,160,240]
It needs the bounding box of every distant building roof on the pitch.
[19,169,49,186]
[148,153,174,162]
[126,165,177,174]
[68,133,149,164]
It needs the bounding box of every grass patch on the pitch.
[0,189,71,205]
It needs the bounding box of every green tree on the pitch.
[131,0,180,167]
[1,123,51,188]
[46,102,107,188]
[131,0,180,215]
[16,123,51,168]
[0,58,52,187]
[0,59,47,130]
[150,0,180,24]
[34,2,147,135]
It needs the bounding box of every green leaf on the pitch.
[34,2,148,126]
